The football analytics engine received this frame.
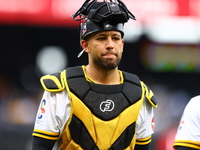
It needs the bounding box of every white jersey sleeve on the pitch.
[173,95,200,149]
[33,90,71,140]
[135,97,155,143]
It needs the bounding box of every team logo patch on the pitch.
[82,22,87,35]
[178,120,184,130]
[38,99,46,119]
[100,99,115,112]
[151,117,155,131]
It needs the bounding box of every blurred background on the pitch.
[0,0,200,149]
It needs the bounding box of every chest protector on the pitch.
[40,66,156,150]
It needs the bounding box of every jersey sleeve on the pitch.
[32,90,71,141]
[173,96,200,149]
[135,96,155,145]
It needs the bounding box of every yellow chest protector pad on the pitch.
[40,66,157,150]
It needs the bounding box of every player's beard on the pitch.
[92,56,121,70]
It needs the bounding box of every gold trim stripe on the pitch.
[136,135,152,145]
[174,140,200,149]
[32,129,59,140]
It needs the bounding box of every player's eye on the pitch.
[113,37,120,41]
[97,37,106,41]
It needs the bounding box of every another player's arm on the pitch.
[174,146,198,150]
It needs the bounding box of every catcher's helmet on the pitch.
[72,0,136,40]
[80,19,124,40]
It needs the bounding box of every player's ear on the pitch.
[80,40,86,48]
[80,40,90,53]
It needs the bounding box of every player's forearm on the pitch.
[134,143,150,150]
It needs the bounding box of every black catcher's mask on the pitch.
[72,0,136,39]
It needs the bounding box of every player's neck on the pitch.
[85,65,120,85]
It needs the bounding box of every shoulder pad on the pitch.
[142,82,158,108]
[40,71,65,92]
